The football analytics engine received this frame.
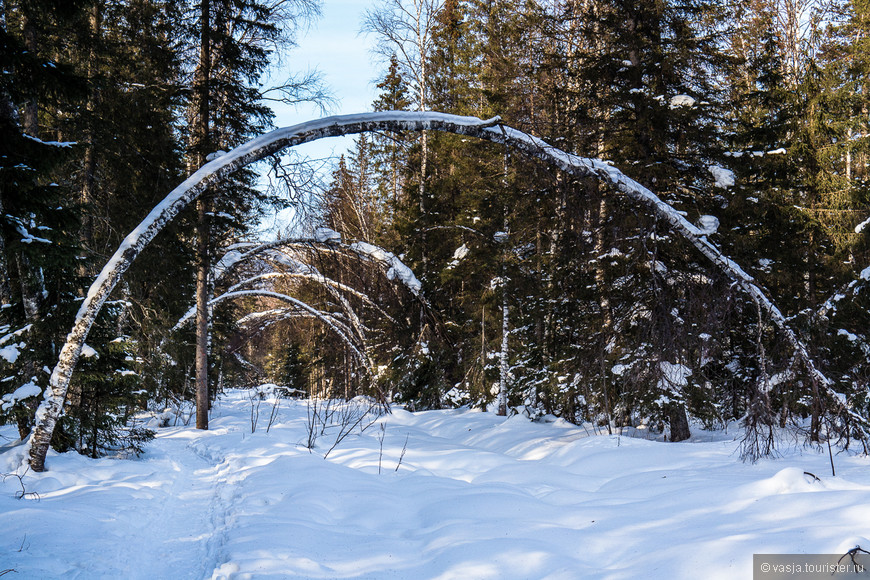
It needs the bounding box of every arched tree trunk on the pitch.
[26,110,855,471]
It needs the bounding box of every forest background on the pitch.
[3,0,870,462]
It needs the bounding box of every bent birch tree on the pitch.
[27,110,859,471]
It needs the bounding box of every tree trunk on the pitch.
[21,9,37,136]
[497,175,509,415]
[79,3,101,268]
[16,8,45,320]
[0,196,12,307]
[497,268,508,416]
[0,4,13,305]
[195,198,210,430]
[668,405,691,442]
[418,128,428,275]
[194,0,212,430]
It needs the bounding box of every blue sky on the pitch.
[267,0,380,157]
[259,0,381,234]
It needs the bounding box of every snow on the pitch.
[611,363,629,376]
[350,241,422,296]
[763,371,793,392]
[838,329,859,342]
[697,215,720,235]
[16,224,52,244]
[314,227,342,244]
[708,165,735,189]
[263,251,313,274]
[80,344,99,359]
[21,133,75,148]
[0,344,21,364]
[446,244,469,269]
[0,380,42,411]
[660,361,691,386]
[4,388,870,578]
[213,245,261,281]
[214,249,246,273]
[669,94,696,109]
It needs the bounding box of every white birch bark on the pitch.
[498,279,509,417]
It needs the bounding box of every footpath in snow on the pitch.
[2,388,870,579]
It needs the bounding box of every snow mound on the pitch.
[749,467,824,495]
[835,537,870,556]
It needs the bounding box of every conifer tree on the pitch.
[182,0,321,429]
[49,0,190,451]
[0,0,84,439]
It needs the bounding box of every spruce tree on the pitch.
[182,0,321,428]
[0,0,84,439]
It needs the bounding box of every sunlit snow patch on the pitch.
[81,344,99,359]
[697,215,719,235]
[314,227,342,244]
[708,165,735,189]
[1,380,42,410]
[669,94,696,108]
[447,244,470,269]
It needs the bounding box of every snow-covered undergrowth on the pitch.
[2,389,870,579]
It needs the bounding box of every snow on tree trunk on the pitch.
[498,281,509,417]
[27,110,853,471]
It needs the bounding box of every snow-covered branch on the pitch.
[212,234,422,297]
[223,261,399,325]
[177,289,368,364]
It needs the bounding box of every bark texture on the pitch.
[193,0,212,431]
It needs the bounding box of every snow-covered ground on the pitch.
[2,389,870,579]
